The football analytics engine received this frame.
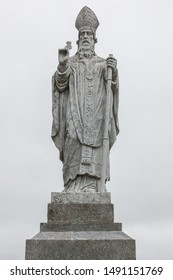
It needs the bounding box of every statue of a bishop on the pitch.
[51,6,119,192]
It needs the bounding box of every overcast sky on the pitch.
[0,0,173,260]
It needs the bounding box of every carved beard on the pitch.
[78,45,95,59]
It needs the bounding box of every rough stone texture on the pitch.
[40,222,122,232]
[30,231,132,240]
[51,192,111,204]
[51,6,119,193]
[25,231,135,260]
[25,6,136,260]
[48,203,114,224]
[26,193,136,260]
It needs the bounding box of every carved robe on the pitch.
[52,54,119,191]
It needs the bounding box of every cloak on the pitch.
[51,54,119,185]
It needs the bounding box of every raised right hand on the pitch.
[58,48,69,70]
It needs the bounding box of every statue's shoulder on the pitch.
[93,56,106,67]
[94,55,105,62]
[69,55,78,62]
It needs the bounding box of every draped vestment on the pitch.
[51,54,119,191]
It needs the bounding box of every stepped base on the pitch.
[25,193,136,260]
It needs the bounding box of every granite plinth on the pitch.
[48,203,114,224]
[26,231,135,260]
[40,222,122,232]
[51,192,111,204]
[25,192,136,260]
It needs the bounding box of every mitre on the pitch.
[75,6,99,34]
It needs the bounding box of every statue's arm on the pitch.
[106,56,119,93]
[111,69,119,93]
[54,46,71,92]
[103,58,119,93]
[54,66,71,92]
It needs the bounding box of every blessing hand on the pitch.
[58,48,70,72]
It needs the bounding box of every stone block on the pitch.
[48,203,114,224]
[25,192,136,260]
[51,192,111,204]
[25,231,136,260]
[40,222,122,232]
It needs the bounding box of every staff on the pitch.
[100,54,114,192]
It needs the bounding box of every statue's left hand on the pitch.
[106,56,117,74]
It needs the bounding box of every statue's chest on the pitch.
[71,60,102,80]
[69,60,104,144]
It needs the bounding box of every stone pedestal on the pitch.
[25,193,136,259]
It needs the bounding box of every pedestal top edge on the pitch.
[51,192,111,204]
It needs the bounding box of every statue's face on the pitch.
[78,29,95,48]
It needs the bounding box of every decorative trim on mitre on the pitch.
[75,6,99,34]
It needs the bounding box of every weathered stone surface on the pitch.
[51,192,111,204]
[26,194,136,259]
[25,6,136,260]
[51,6,119,192]
[31,231,131,240]
[25,231,136,260]
[40,222,122,232]
[48,203,114,224]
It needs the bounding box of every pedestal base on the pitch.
[25,193,136,260]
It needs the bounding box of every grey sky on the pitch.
[0,0,173,259]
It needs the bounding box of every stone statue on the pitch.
[51,6,119,192]
[26,7,136,261]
